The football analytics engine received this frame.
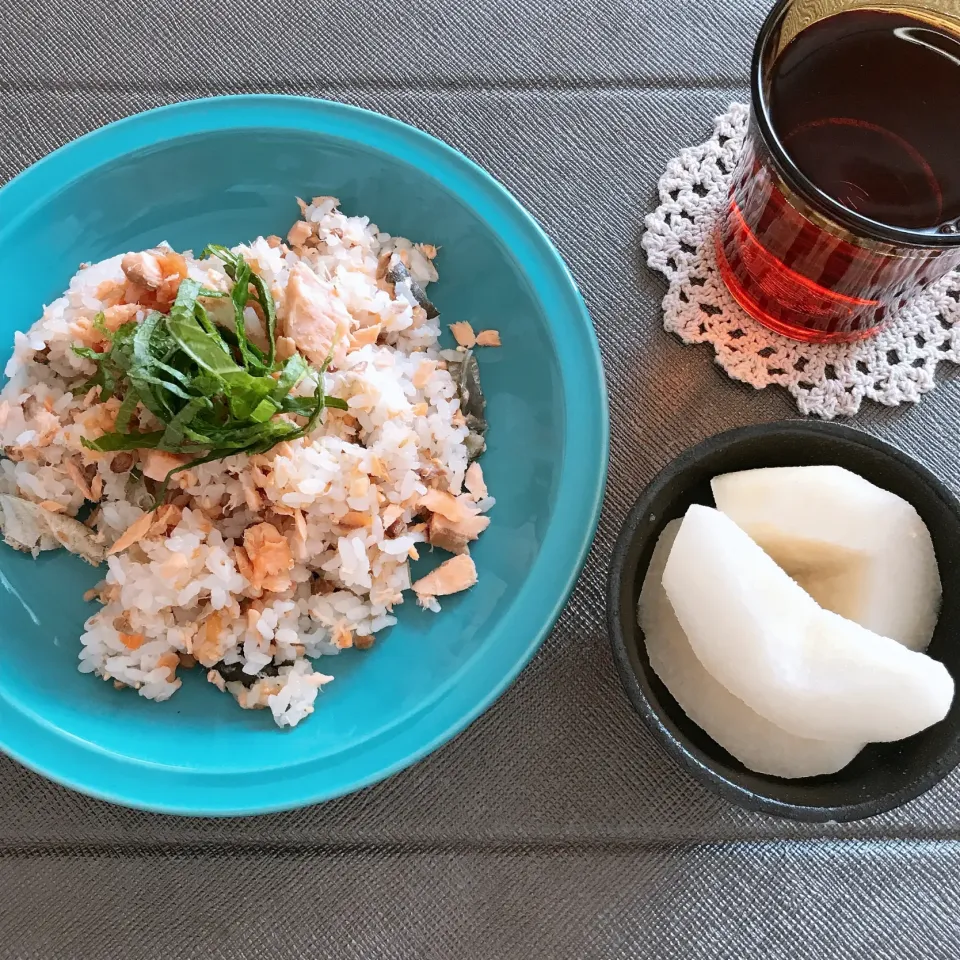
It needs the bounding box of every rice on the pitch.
[0,198,495,727]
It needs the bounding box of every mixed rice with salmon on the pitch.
[0,197,498,727]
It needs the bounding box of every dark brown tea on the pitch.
[716,8,960,342]
[770,9,960,234]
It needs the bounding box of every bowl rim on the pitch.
[0,94,609,815]
[607,420,960,822]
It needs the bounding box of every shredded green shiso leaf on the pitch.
[73,246,347,502]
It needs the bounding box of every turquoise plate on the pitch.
[0,96,608,814]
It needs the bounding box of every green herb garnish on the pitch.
[74,247,348,503]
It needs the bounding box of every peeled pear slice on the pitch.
[662,505,954,743]
[711,466,940,652]
[640,520,865,778]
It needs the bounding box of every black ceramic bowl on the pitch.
[608,421,960,822]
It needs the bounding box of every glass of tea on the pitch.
[716,0,960,343]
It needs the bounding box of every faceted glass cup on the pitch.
[715,0,960,343]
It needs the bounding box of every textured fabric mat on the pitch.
[2,1,960,957]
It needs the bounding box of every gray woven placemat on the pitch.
[2,1,960,957]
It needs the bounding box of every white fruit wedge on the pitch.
[662,505,954,743]
[640,520,865,777]
[711,466,941,652]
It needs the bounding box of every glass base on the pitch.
[714,231,883,345]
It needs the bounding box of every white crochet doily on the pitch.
[643,103,960,418]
